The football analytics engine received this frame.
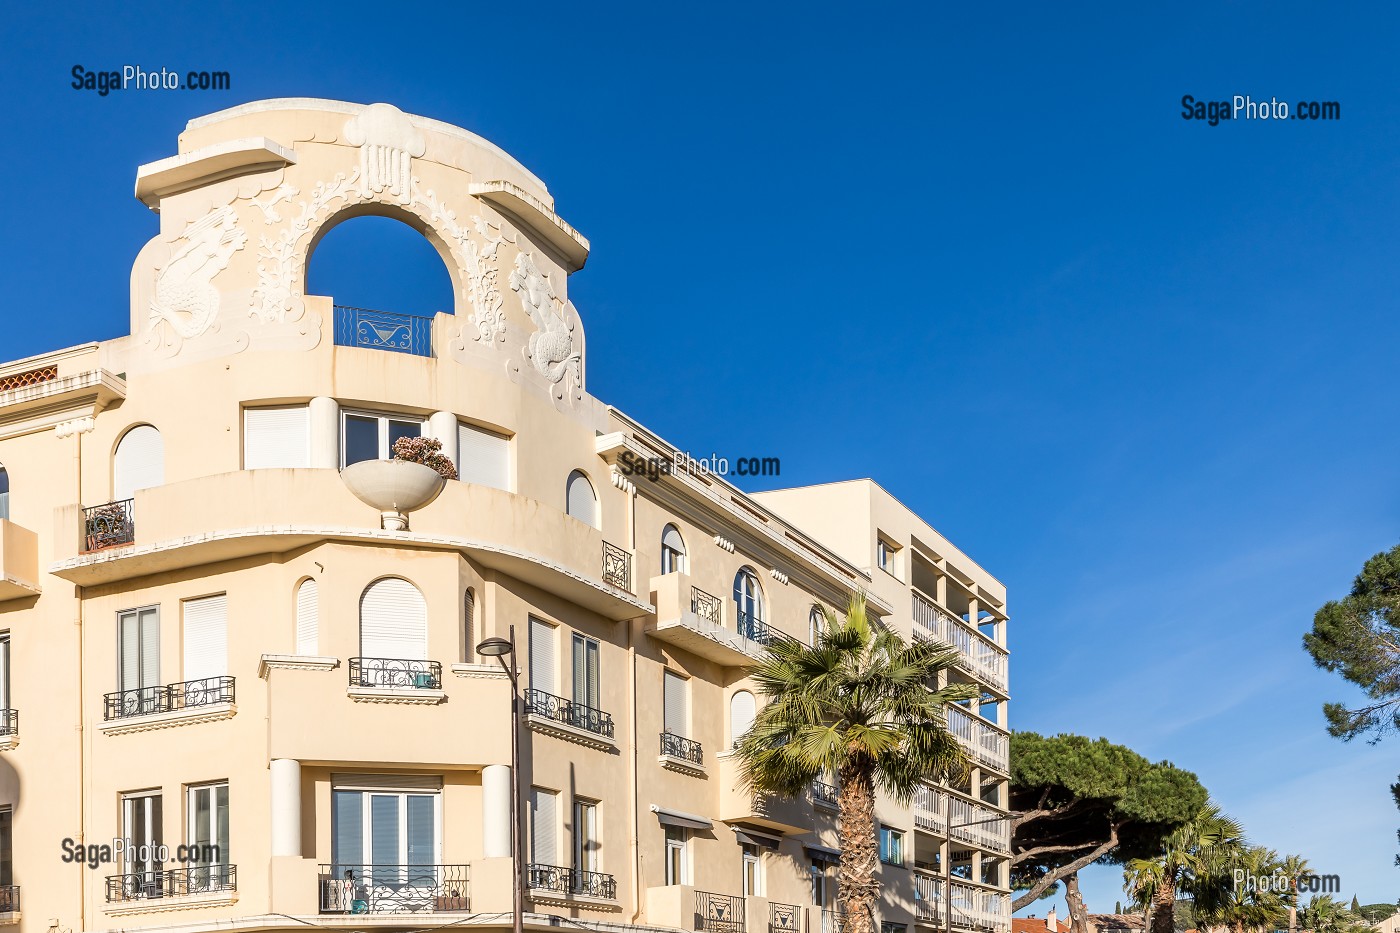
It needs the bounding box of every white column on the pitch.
[309,396,340,469]
[270,758,302,857]
[482,763,512,858]
[428,411,459,468]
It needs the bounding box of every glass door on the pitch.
[187,783,229,892]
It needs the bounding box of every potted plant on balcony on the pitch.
[340,437,454,531]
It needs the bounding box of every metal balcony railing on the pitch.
[333,305,433,356]
[912,592,1008,692]
[602,541,632,591]
[660,731,703,764]
[691,586,721,624]
[525,688,616,739]
[770,902,801,933]
[348,657,442,690]
[526,863,617,899]
[106,865,236,902]
[811,779,839,808]
[915,870,944,922]
[83,498,134,552]
[737,610,792,647]
[0,709,16,737]
[103,676,235,721]
[696,890,745,933]
[946,880,1010,933]
[946,707,1009,773]
[822,909,849,933]
[318,864,470,913]
[0,885,16,913]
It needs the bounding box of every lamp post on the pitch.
[477,628,524,933]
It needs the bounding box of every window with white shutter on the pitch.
[359,578,427,659]
[565,471,597,528]
[113,425,164,502]
[530,787,558,866]
[245,406,310,469]
[730,690,756,748]
[664,671,687,738]
[118,607,160,694]
[0,465,9,522]
[572,633,600,710]
[529,618,556,695]
[462,589,475,662]
[296,579,319,655]
[458,423,511,490]
[183,595,228,683]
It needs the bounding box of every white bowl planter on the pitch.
[340,459,446,531]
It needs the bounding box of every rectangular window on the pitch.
[664,825,687,885]
[331,786,440,890]
[663,670,687,738]
[882,924,908,933]
[123,790,164,894]
[0,807,10,888]
[810,860,828,907]
[742,842,762,896]
[529,618,557,696]
[243,406,309,469]
[573,798,599,881]
[571,633,600,711]
[530,787,559,866]
[182,595,228,683]
[877,536,901,577]
[0,633,9,712]
[187,782,230,891]
[458,422,511,491]
[879,827,904,866]
[341,411,423,467]
[118,607,160,704]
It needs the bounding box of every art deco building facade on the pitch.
[0,99,1012,933]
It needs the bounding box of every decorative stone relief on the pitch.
[344,103,425,205]
[510,251,581,399]
[147,205,249,346]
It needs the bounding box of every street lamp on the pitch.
[478,628,524,933]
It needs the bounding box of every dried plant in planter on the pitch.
[392,436,459,481]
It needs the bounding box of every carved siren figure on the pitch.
[148,206,249,342]
[509,251,581,398]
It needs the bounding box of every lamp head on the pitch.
[476,636,513,658]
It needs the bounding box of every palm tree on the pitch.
[1204,846,1289,933]
[1279,853,1314,933]
[1299,895,1368,933]
[1123,803,1246,933]
[733,594,976,933]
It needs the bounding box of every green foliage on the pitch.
[1122,803,1245,933]
[1299,895,1370,933]
[1356,904,1398,924]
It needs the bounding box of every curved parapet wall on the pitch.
[127,99,589,407]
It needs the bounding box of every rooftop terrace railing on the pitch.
[333,305,433,357]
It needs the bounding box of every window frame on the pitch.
[660,524,686,575]
[117,605,161,696]
[185,781,230,869]
[0,464,9,522]
[573,797,600,876]
[664,825,688,885]
[339,409,426,468]
[878,826,905,866]
[122,789,164,881]
[565,470,598,528]
[733,567,765,625]
[741,842,763,896]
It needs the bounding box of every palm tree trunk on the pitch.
[1150,875,1176,933]
[837,764,880,933]
[1065,872,1090,933]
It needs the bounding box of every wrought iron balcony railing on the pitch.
[318,864,470,913]
[104,676,235,721]
[83,498,134,552]
[822,909,849,933]
[696,890,745,933]
[737,610,793,647]
[811,779,839,808]
[660,731,703,764]
[525,688,615,739]
[602,541,632,591]
[691,586,721,624]
[770,902,801,933]
[348,657,442,690]
[526,863,617,899]
[0,885,16,913]
[333,305,434,357]
[106,864,237,902]
[0,709,16,737]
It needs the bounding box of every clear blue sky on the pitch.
[5,0,1399,912]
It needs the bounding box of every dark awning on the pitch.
[805,844,841,863]
[650,805,713,830]
[733,828,782,850]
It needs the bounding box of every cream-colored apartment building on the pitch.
[0,99,1012,933]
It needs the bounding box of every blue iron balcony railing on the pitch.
[333,305,433,357]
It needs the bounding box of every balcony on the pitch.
[647,573,777,667]
[0,519,39,601]
[334,305,434,357]
[945,880,1010,933]
[949,797,1010,852]
[82,498,134,552]
[915,870,943,923]
[915,784,947,833]
[738,610,796,648]
[660,731,704,774]
[0,709,17,752]
[105,864,237,904]
[101,676,236,733]
[602,540,632,591]
[0,884,16,915]
[811,779,839,810]
[525,688,616,749]
[822,909,848,933]
[696,890,745,933]
[318,864,470,913]
[771,902,802,933]
[527,863,617,902]
[347,658,444,704]
[717,752,815,834]
[946,707,1009,773]
[912,592,1007,694]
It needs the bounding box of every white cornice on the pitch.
[346,686,446,705]
[258,654,340,677]
[98,703,236,736]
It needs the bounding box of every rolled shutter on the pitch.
[529,619,556,695]
[183,595,228,682]
[114,426,164,502]
[458,423,510,490]
[296,579,319,655]
[730,691,756,747]
[331,790,363,866]
[664,671,687,737]
[463,590,475,661]
[662,524,685,555]
[530,788,557,865]
[359,578,427,660]
[566,471,596,527]
[245,406,310,469]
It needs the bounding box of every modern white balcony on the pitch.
[912,592,1007,693]
[946,706,1009,774]
[914,786,1010,852]
[915,873,1010,933]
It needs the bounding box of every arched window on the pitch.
[733,568,764,638]
[295,578,319,655]
[661,524,686,575]
[0,465,9,522]
[566,470,598,528]
[809,606,825,646]
[113,425,164,502]
[359,577,427,660]
[463,588,476,662]
[730,690,756,748]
